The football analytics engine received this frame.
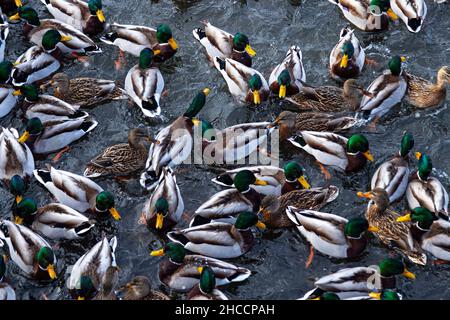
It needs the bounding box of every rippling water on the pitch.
[1,0,449,300]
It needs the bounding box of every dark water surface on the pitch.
[1,0,449,300]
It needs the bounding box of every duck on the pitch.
[0,220,57,280]
[125,48,164,118]
[268,111,357,142]
[0,62,18,118]
[10,44,61,87]
[0,0,22,15]
[288,132,374,178]
[100,23,178,64]
[269,46,305,98]
[150,242,251,292]
[405,66,449,109]
[406,152,448,220]
[212,161,310,197]
[359,56,407,122]
[329,27,365,81]
[357,188,427,265]
[0,255,16,300]
[0,12,9,63]
[368,289,402,300]
[190,170,268,226]
[9,175,26,204]
[285,79,364,112]
[67,236,118,299]
[168,211,265,259]
[41,72,128,108]
[40,0,106,36]
[213,57,269,106]
[301,258,415,300]
[187,266,228,300]
[192,20,256,67]
[10,7,101,55]
[33,166,121,220]
[327,0,396,32]
[258,185,339,228]
[390,0,427,33]
[397,207,450,262]
[12,197,95,240]
[139,88,209,191]
[286,208,378,259]
[84,128,156,178]
[115,276,170,300]
[73,268,118,300]
[370,132,414,203]
[0,127,35,183]
[141,167,184,231]
[17,114,98,156]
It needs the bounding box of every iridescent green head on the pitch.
[235,212,258,230]
[347,134,373,161]
[201,119,216,141]
[95,191,121,220]
[10,175,26,203]
[26,117,44,135]
[410,207,434,230]
[156,24,177,50]
[14,197,37,225]
[19,84,39,101]
[183,88,210,118]
[88,0,102,15]
[388,56,406,76]
[399,132,414,157]
[233,170,256,193]
[0,61,13,84]
[42,30,64,51]
[155,197,169,216]
[36,246,57,279]
[199,266,216,294]
[11,7,40,26]
[233,33,249,51]
[277,70,291,86]
[341,41,355,58]
[283,161,304,182]
[378,258,415,279]
[417,153,432,181]
[248,74,263,91]
[139,48,154,69]
[344,217,369,238]
[369,0,390,14]
[77,275,96,300]
[164,242,186,264]
[318,292,340,300]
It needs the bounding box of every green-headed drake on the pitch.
[390,0,427,33]
[0,61,19,118]
[187,266,229,300]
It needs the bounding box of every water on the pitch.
[1,0,449,300]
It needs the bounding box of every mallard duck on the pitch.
[368,289,402,300]
[10,7,101,55]
[190,170,268,226]
[286,208,378,259]
[213,57,269,105]
[141,167,184,231]
[33,166,121,220]
[84,128,156,178]
[139,88,209,191]
[288,132,374,178]
[258,186,339,228]
[0,127,35,183]
[11,45,61,87]
[150,242,251,292]
[302,258,415,299]
[100,23,178,63]
[327,0,396,32]
[357,188,427,265]
[91,266,119,300]
[329,27,365,81]
[9,175,26,204]
[405,66,449,109]
[0,220,57,280]
[13,197,95,240]
[168,211,265,259]
[268,111,357,142]
[40,0,106,36]
[406,153,448,220]
[115,276,169,300]
[192,21,256,67]
[0,13,9,63]
[0,0,22,15]
[0,255,16,300]
[0,60,12,83]
[67,236,117,299]
[188,266,229,300]
[370,132,414,203]
[285,79,363,112]
[42,72,128,108]
[17,114,97,155]
[390,0,427,33]
[125,48,164,118]
[269,46,305,98]
[359,56,407,122]
[397,207,450,262]
[0,62,18,118]
[212,162,310,196]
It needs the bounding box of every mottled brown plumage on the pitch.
[115,276,169,300]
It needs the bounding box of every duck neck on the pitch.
[346,152,366,172]
[410,222,429,241]
[241,188,262,212]
[346,235,368,258]
[380,275,396,290]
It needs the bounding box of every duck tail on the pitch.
[188,215,212,227]
[192,28,206,41]
[110,86,128,100]
[100,32,119,45]
[228,267,251,283]
[166,230,189,245]
[139,170,159,191]
[212,173,234,187]
[80,118,98,133]
[75,221,94,236]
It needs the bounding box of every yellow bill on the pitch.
[340,54,349,68]
[402,268,416,279]
[47,264,57,279]
[253,90,261,105]
[368,225,379,233]
[369,292,381,300]
[279,85,287,99]
[197,266,203,274]
[310,297,321,300]
[77,296,85,300]
[109,207,121,220]
[96,10,106,23]
[15,0,23,7]
[191,118,201,126]
[15,195,23,204]
[15,216,23,224]
[150,248,165,257]
[298,176,310,189]
[153,49,161,55]
[254,179,268,186]
[396,213,411,222]
[363,150,374,162]
[168,37,178,50]
[155,213,164,229]
[357,191,372,199]
[415,152,422,160]
[18,131,30,144]
[61,35,73,42]
[245,44,256,57]
[258,208,270,221]
[387,8,398,21]
[13,61,21,67]
[9,13,20,21]
[203,88,210,96]
[256,220,266,230]
[12,89,22,96]
[400,56,407,62]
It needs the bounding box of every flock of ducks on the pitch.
[0,0,449,301]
